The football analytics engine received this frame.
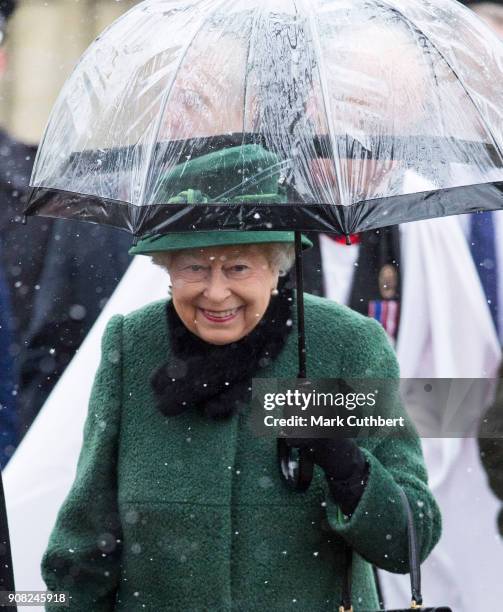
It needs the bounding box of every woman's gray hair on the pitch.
[150,242,296,276]
[264,242,295,276]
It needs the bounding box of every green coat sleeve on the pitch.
[323,318,442,574]
[41,315,124,611]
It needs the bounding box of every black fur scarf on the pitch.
[150,279,294,420]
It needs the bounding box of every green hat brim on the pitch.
[129,231,313,255]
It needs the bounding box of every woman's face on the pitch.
[168,244,280,345]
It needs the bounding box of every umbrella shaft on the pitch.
[295,231,306,379]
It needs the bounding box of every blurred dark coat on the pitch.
[0,129,131,439]
[302,228,401,333]
[0,243,17,468]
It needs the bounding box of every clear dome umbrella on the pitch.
[25,0,503,237]
[21,0,503,498]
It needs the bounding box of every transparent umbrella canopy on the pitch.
[25,0,503,237]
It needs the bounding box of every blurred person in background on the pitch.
[0,0,132,463]
[302,4,503,597]
[304,183,503,612]
[0,0,23,596]
[0,0,22,469]
[474,0,503,540]
[0,248,17,469]
[471,0,503,35]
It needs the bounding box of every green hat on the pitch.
[158,144,285,203]
[129,144,312,255]
[129,230,312,255]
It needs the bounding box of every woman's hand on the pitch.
[284,437,369,515]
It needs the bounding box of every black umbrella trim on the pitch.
[24,180,503,239]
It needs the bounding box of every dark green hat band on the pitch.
[129,230,312,255]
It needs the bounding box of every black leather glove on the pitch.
[285,437,369,516]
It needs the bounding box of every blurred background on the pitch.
[0,0,135,462]
[0,0,136,144]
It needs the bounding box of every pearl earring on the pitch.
[271,287,279,296]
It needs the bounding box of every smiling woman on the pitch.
[128,227,311,425]
[41,145,441,612]
[152,242,294,345]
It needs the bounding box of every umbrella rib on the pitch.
[299,0,347,218]
[375,0,503,167]
[136,0,232,211]
[241,4,260,136]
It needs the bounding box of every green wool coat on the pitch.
[42,293,441,612]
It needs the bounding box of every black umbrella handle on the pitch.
[276,232,315,491]
[294,231,306,379]
[277,438,314,491]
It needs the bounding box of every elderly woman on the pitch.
[42,147,441,611]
